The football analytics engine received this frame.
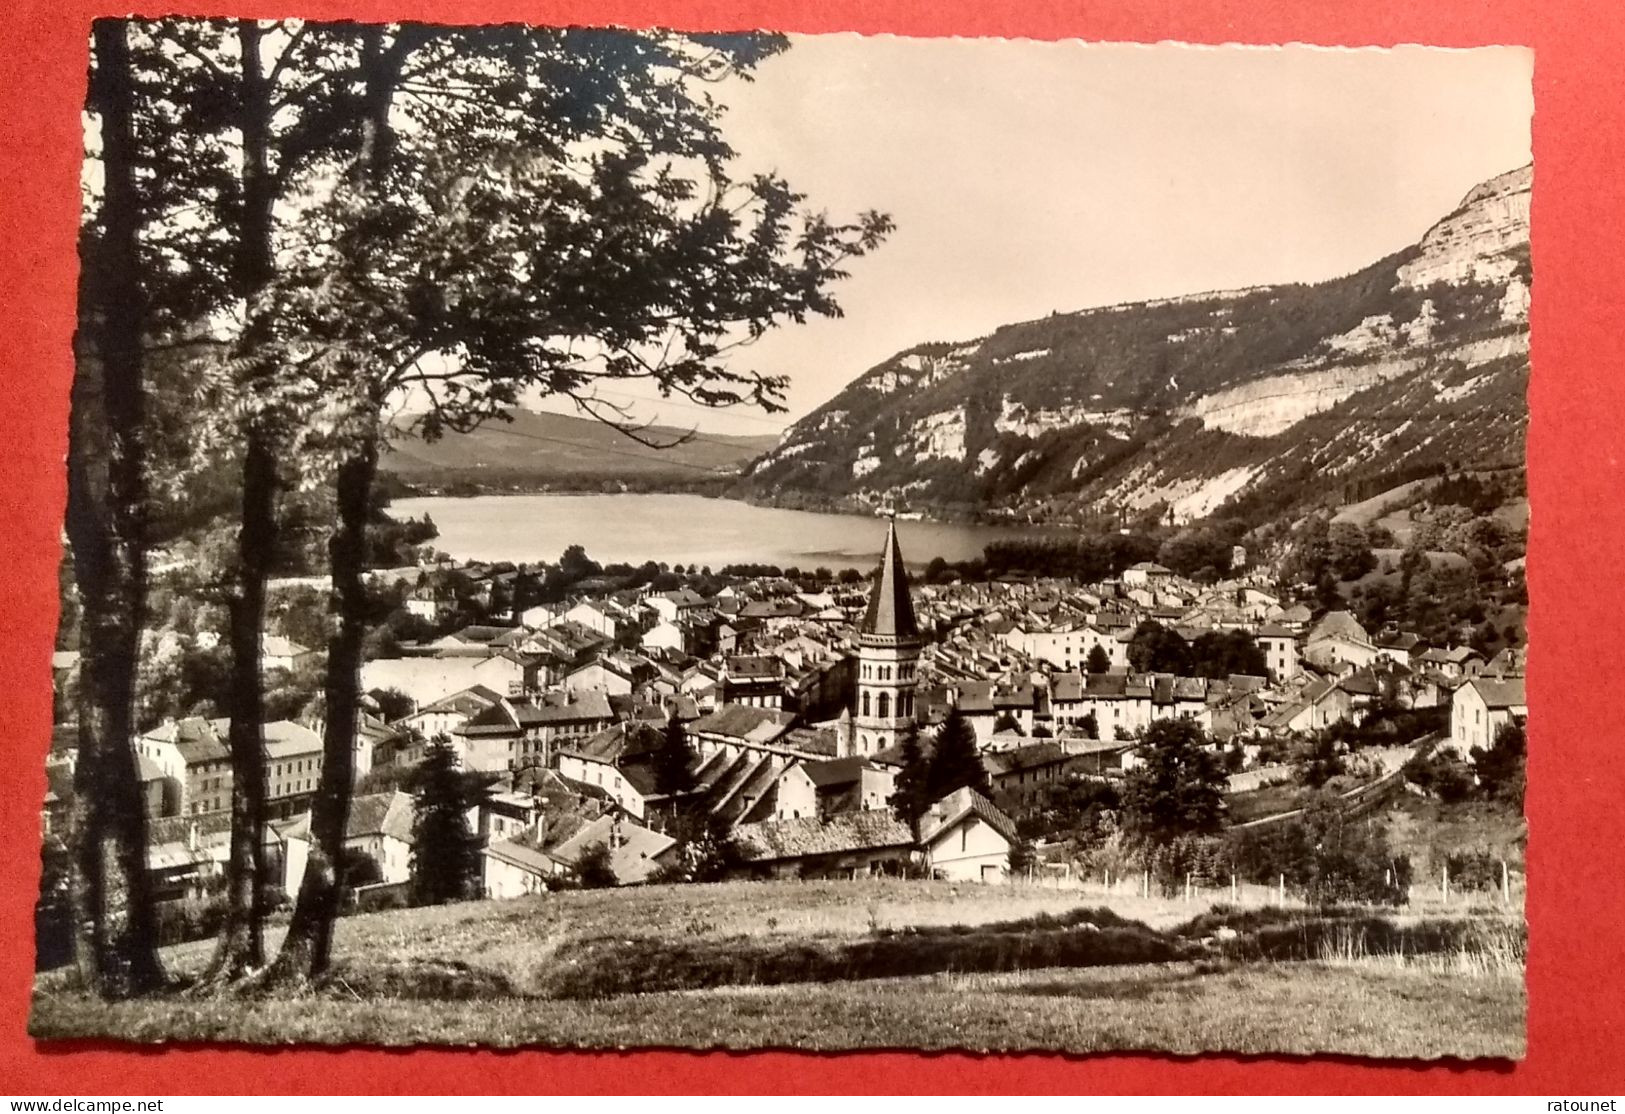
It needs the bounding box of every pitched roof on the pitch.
[549,816,676,884]
[689,704,796,744]
[732,811,915,862]
[282,790,413,844]
[860,520,921,643]
[482,837,559,876]
[919,787,1019,847]
[1468,676,1527,709]
[1307,610,1371,647]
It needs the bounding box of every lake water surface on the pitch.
[391,493,1055,570]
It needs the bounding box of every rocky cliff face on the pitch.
[743,165,1531,526]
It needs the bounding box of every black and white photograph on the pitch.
[36,23,1531,1057]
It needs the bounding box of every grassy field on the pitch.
[31,879,1525,1058]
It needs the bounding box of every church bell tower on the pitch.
[850,519,923,756]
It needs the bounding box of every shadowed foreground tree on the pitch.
[65,20,166,996]
[265,25,891,983]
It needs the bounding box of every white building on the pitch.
[1451,676,1527,754]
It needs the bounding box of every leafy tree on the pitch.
[1008,839,1038,879]
[653,811,742,884]
[654,716,697,797]
[927,711,992,801]
[268,23,891,984]
[1470,721,1526,805]
[1120,718,1227,851]
[1126,621,1192,675]
[1295,733,1346,789]
[367,687,415,723]
[408,736,482,905]
[1327,521,1377,581]
[1187,629,1267,680]
[1079,711,1100,739]
[1085,645,1111,674]
[576,842,619,889]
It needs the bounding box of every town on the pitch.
[42,502,1527,924]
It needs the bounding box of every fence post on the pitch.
[1442,864,1450,903]
[1184,872,1192,904]
[1501,860,1510,905]
[1278,873,1285,905]
[1231,873,1237,902]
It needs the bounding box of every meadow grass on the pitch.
[30,877,1525,1058]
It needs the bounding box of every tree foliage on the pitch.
[408,736,482,905]
[927,711,992,802]
[1120,718,1227,849]
[654,716,697,797]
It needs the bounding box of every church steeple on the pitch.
[847,518,923,757]
[861,519,921,644]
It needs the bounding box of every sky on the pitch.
[534,37,1533,439]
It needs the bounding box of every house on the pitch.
[393,684,504,744]
[481,837,563,898]
[731,810,917,880]
[548,815,677,885]
[717,654,787,708]
[1255,622,1300,681]
[281,790,415,896]
[983,742,1073,811]
[800,756,896,817]
[1122,562,1174,589]
[454,691,616,773]
[135,717,232,817]
[918,787,1020,883]
[262,719,327,819]
[1451,676,1527,754]
[262,635,316,674]
[1304,611,1380,669]
[554,721,662,819]
[1257,678,1353,736]
[687,704,799,757]
[1420,645,1486,681]
[644,588,709,624]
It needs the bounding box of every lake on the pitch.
[390,493,1055,570]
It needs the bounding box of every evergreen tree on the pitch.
[1085,645,1111,674]
[408,736,481,906]
[927,710,992,802]
[888,725,933,837]
[1121,719,1228,851]
[654,716,697,796]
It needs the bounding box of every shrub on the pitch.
[1445,849,1504,892]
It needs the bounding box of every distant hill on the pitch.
[741,165,1531,527]
[380,409,779,493]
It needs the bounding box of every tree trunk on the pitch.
[65,19,165,998]
[208,19,277,982]
[265,25,412,984]
[268,420,379,980]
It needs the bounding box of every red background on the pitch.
[1,0,1620,1095]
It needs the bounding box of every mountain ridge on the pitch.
[740,164,1531,527]
[380,409,779,493]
